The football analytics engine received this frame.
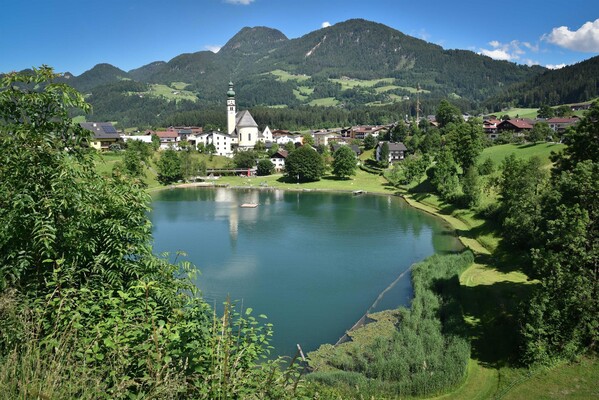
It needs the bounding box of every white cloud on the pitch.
[546,63,567,70]
[205,45,222,53]
[480,48,513,61]
[523,58,540,66]
[522,42,539,52]
[479,40,525,61]
[224,0,255,5]
[321,21,331,28]
[478,39,540,62]
[543,18,599,52]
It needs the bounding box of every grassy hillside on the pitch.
[479,142,566,167]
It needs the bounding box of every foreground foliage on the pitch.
[308,251,473,398]
[0,67,302,398]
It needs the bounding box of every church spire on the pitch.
[226,82,236,135]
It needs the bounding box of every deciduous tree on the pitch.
[332,145,357,179]
[285,145,324,182]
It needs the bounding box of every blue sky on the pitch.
[1,0,598,75]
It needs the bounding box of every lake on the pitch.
[150,187,462,357]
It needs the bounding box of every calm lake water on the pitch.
[150,187,462,357]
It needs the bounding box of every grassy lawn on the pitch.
[479,142,566,167]
[215,168,391,194]
[267,69,311,82]
[494,108,538,119]
[126,83,198,103]
[307,97,339,107]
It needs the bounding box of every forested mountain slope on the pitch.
[17,19,596,128]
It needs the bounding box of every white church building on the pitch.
[189,82,274,157]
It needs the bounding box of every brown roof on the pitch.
[271,149,288,159]
[499,119,533,129]
[546,117,579,123]
[155,131,179,138]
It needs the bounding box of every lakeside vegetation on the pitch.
[2,67,597,399]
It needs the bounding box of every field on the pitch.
[127,83,198,102]
[307,97,339,106]
[267,69,310,82]
[479,142,566,167]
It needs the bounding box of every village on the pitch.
[80,81,582,175]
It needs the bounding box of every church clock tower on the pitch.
[226,82,236,135]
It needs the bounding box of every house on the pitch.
[497,119,534,136]
[155,130,179,150]
[546,117,579,134]
[331,143,361,157]
[121,132,153,144]
[80,122,121,151]
[189,131,235,157]
[376,141,407,163]
[166,126,203,141]
[270,149,288,172]
[350,125,387,140]
[274,134,302,146]
[259,126,273,143]
[482,118,502,140]
[313,130,342,146]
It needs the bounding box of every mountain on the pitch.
[218,26,288,57]
[485,55,599,109]
[40,18,596,128]
[65,63,130,93]
[128,61,167,82]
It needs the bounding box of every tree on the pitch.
[379,141,390,167]
[461,166,481,208]
[444,119,485,173]
[435,99,463,127]
[363,133,377,150]
[528,121,552,143]
[499,154,547,248]
[421,128,442,155]
[302,133,315,146]
[477,157,495,176]
[233,150,257,169]
[0,67,299,399]
[388,154,429,186]
[157,148,182,184]
[553,100,599,172]
[428,149,460,201]
[257,159,274,176]
[537,104,555,119]
[267,143,280,157]
[253,140,266,152]
[151,133,160,150]
[284,141,295,153]
[285,145,324,182]
[520,102,599,365]
[332,145,357,179]
[123,146,145,179]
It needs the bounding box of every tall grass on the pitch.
[308,251,474,398]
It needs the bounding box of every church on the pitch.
[190,82,271,157]
[226,81,272,151]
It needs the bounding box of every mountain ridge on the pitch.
[23,18,596,128]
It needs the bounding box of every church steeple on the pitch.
[227,81,236,135]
